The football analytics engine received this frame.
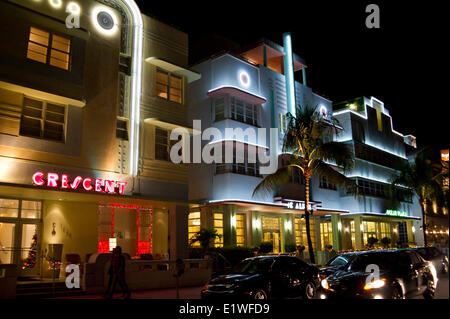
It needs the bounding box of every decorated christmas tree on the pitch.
[22,234,38,269]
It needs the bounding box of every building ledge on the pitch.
[207,86,267,104]
[0,81,85,107]
[145,57,201,83]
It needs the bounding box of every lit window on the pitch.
[215,145,260,177]
[188,212,201,247]
[20,97,66,142]
[278,113,286,133]
[295,216,316,252]
[27,27,71,70]
[213,213,224,247]
[156,69,183,104]
[320,221,333,250]
[236,214,246,246]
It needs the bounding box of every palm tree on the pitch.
[253,104,356,264]
[389,148,446,246]
[190,228,222,256]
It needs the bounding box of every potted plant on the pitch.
[258,241,274,254]
[367,237,378,249]
[380,237,391,248]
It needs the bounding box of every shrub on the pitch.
[367,237,378,248]
[380,237,391,248]
[284,243,297,253]
[259,241,273,254]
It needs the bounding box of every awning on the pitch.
[339,212,421,221]
[196,199,341,216]
[145,57,201,83]
[207,86,267,105]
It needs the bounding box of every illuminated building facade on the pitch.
[188,37,344,260]
[0,0,199,279]
[316,96,425,250]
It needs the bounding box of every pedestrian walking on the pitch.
[104,246,131,299]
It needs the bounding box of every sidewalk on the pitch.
[54,286,204,299]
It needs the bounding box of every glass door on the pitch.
[262,217,281,253]
[0,198,42,277]
[0,222,15,264]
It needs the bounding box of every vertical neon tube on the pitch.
[122,0,143,177]
[283,32,296,117]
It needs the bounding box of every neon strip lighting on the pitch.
[333,96,407,138]
[207,85,266,102]
[316,207,350,213]
[122,0,143,177]
[99,203,152,210]
[207,198,287,207]
[207,139,269,149]
[340,212,421,219]
[283,33,296,117]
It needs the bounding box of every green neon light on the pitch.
[386,210,408,217]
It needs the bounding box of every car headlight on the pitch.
[321,279,329,289]
[364,279,386,290]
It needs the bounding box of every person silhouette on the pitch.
[104,246,130,299]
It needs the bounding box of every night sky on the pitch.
[135,0,447,151]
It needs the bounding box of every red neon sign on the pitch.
[32,172,127,195]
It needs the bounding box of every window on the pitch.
[236,214,246,246]
[116,119,128,140]
[350,221,356,249]
[156,69,183,104]
[319,176,337,190]
[215,145,260,177]
[294,216,316,252]
[281,158,304,184]
[230,97,258,126]
[0,199,19,218]
[27,27,71,70]
[20,97,66,142]
[188,212,201,247]
[320,221,333,250]
[214,97,225,122]
[352,121,365,143]
[213,213,224,247]
[21,201,41,219]
[155,128,181,161]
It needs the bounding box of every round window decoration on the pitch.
[97,11,114,30]
[239,71,251,88]
[92,6,118,36]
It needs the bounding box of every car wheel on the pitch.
[303,281,316,299]
[423,280,435,300]
[391,285,404,299]
[253,289,268,300]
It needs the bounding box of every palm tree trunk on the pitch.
[421,200,427,246]
[304,177,315,264]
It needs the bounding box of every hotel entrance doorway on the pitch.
[262,216,282,253]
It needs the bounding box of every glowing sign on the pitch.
[92,6,119,36]
[441,150,449,162]
[239,71,250,88]
[319,105,328,118]
[386,210,408,217]
[32,172,127,195]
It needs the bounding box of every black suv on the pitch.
[320,249,438,299]
[201,255,320,300]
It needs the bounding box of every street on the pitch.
[57,273,448,300]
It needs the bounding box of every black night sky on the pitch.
[135,0,447,151]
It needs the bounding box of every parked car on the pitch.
[319,249,438,299]
[410,247,448,274]
[201,255,320,300]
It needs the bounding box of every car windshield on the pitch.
[349,253,397,272]
[415,248,439,259]
[327,256,349,268]
[234,258,274,274]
